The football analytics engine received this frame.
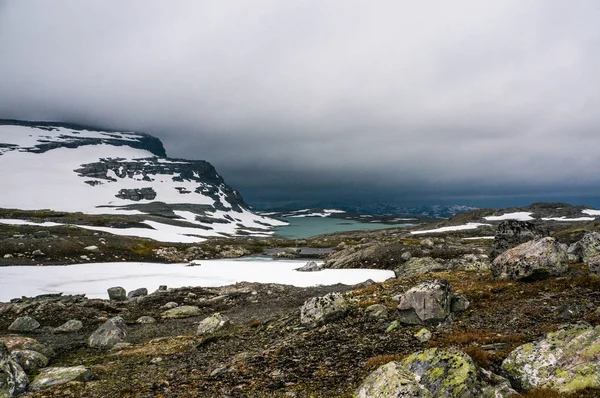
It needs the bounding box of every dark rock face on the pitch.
[490,220,548,260]
[115,188,157,201]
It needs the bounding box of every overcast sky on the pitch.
[1,1,600,207]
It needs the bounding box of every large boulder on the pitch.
[161,305,201,319]
[490,220,547,259]
[568,231,600,263]
[394,257,445,278]
[8,316,40,332]
[491,237,569,281]
[401,348,516,397]
[0,342,28,396]
[88,316,127,349]
[28,366,92,392]
[355,361,432,397]
[196,313,230,336]
[10,350,48,372]
[107,286,126,301]
[502,323,600,393]
[397,280,452,326]
[300,292,349,327]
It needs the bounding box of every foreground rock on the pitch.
[10,349,48,372]
[0,342,28,396]
[568,231,600,263]
[127,287,148,299]
[53,319,83,333]
[161,305,201,319]
[491,237,568,280]
[8,316,40,332]
[28,366,92,392]
[357,348,516,397]
[502,323,600,393]
[490,220,547,259]
[300,292,349,327]
[196,313,230,336]
[107,286,126,301]
[88,316,127,349]
[397,280,468,326]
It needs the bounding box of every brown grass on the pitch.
[463,346,491,368]
[364,353,408,370]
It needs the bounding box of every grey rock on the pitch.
[400,251,412,262]
[160,302,179,310]
[115,187,157,201]
[397,280,452,326]
[0,343,28,396]
[28,366,92,391]
[450,293,470,312]
[394,257,445,278]
[161,305,201,319]
[491,220,547,259]
[420,238,434,248]
[295,261,323,272]
[355,361,432,397]
[84,245,99,252]
[364,304,388,320]
[300,292,349,327]
[107,286,126,301]
[3,254,13,259]
[127,287,148,298]
[136,316,156,324]
[491,237,569,281]
[8,316,40,332]
[88,316,127,349]
[569,231,600,263]
[10,350,48,372]
[196,313,231,336]
[32,250,44,257]
[53,319,83,333]
[589,255,600,275]
[414,328,432,343]
[33,230,51,239]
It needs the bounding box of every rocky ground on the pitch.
[1,204,600,397]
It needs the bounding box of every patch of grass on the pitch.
[463,346,491,368]
[364,353,408,370]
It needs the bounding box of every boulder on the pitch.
[300,292,349,327]
[84,245,99,252]
[8,316,40,332]
[161,305,201,319]
[401,348,516,397]
[491,237,569,281]
[136,316,156,324]
[160,302,179,310]
[28,366,92,391]
[490,220,547,259]
[568,231,600,263]
[502,323,600,393]
[53,319,83,333]
[589,255,600,275]
[295,261,323,272]
[0,337,52,358]
[394,257,445,278]
[127,287,148,299]
[447,254,490,271]
[0,343,28,396]
[107,286,126,301]
[397,280,452,326]
[196,313,231,336]
[355,361,432,397]
[364,304,388,320]
[88,316,127,349]
[10,350,48,372]
[450,293,470,312]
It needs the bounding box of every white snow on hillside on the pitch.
[286,209,346,218]
[0,260,395,301]
[541,216,595,222]
[484,212,534,221]
[582,209,600,216]
[411,222,490,235]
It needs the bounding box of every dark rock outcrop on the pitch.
[490,220,547,259]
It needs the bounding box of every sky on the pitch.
[1,1,600,208]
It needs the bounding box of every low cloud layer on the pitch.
[1,1,600,207]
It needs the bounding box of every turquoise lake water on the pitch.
[273,217,414,239]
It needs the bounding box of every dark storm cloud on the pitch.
[1,1,600,206]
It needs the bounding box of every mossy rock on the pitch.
[502,323,600,393]
[355,361,432,397]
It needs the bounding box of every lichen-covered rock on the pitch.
[394,257,445,278]
[401,348,516,397]
[295,261,323,272]
[491,220,547,259]
[161,301,179,310]
[53,319,83,333]
[364,304,388,320]
[0,337,52,358]
[196,313,230,336]
[447,254,490,271]
[397,280,452,326]
[8,316,40,332]
[355,361,432,397]
[161,305,201,319]
[136,316,156,324]
[589,255,600,275]
[107,286,126,301]
[491,237,568,281]
[414,328,432,343]
[28,366,92,391]
[502,323,600,393]
[568,231,600,263]
[88,316,126,349]
[0,342,28,396]
[300,292,349,327]
[450,293,470,312]
[127,287,148,299]
[10,350,48,372]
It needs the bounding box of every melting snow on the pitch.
[484,212,534,221]
[411,223,491,235]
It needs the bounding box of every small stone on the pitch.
[84,245,100,252]
[300,292,349,327]
[88,316,127,349]
[414,328,432,343]
[136,316,156,324]
[80,255,89,260]
[107,286,126,301]
[53,320,83,333]
[161,305,201,319]
[32,249,44,257]
[127,287,148,298]
[33,231,51,239]
[364,304,388,320]
[385,320,400,333]
[8,316,41,332]
[196,313,230,336]
[150,357,163,364]
[3,254,13,259]
[161,302,179,310]
[450,293,471,312]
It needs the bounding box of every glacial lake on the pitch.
[273,217,415,239]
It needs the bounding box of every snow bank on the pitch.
[484,212,534,221]
[0,260,395,301]
[410,222,490,235]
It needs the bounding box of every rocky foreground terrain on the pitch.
[1,204,600,397]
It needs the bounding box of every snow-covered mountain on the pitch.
[0,120,285,242]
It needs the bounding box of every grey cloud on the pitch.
[1,1,600,207]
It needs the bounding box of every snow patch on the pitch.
[484,212,534,221]
[411,223,491,235]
